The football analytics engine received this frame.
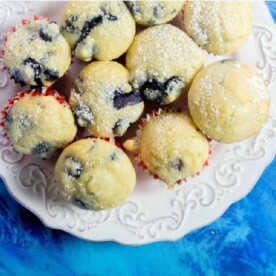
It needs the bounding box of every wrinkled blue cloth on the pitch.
[0,3,275,276]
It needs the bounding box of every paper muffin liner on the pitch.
[125,108,212,189]
[1,16,73,85]
[0,88,69,142]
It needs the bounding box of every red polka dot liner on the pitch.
[128,108,212,189]
[0,88,69,135]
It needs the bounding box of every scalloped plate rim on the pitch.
[1,139,276,246]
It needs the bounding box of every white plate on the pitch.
[0,1,276,245]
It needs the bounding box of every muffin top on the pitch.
[69,61,144,138]
[54,138,136,210]
[4,18,71,87]
[3,92,77,159]
[126,24,204,105]
[183,1,253,54]
[61,1,135,62]
[124,112,210,188]
[188,60,270,143]
[125,1,185,26]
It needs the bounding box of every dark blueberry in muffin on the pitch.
[65,156,83,179]
[73,105,94,127]
[74,10,118,50]
[32,141,53,159]
[171,159,184,172]
[39,28,53,42]
[113,89,143,109]
[23,58,44,87]
[38,23,60,42]
[110,152,117,161]
[141,76,184,104]
[44,69,59,81]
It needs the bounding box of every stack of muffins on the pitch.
[1,1,270,211]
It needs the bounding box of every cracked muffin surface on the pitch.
[125,1,185,26]
[69,61,144,138]
[54,138,136,210]
[4,18,71,87]
[61,1,135,62]
[126,24,204,105]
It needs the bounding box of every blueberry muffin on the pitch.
[54,138,136,210]
[70,61,144,138]
[3,18,71,87]
[124,112,210,188]
[3,91,77,159]
[188,60,270,143]
[126,24,204,105]
[61,1,135,62]
[183,1,253,55]
[125,1,185,26]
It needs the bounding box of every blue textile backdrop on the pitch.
[0,2,276,276]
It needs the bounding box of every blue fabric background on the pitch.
[0,3,276,275]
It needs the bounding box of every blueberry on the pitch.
[65,156,83,179]
[110,152,117,161]
[74,11,117,50]
[39,28,53,42]
[23,58,43,87]
[171,159,184,172]
[64,20,78,33]
[141,76,184,104]
[125,1,141,16]
[74,105,94,127]
[74,16,103,50]
[113,89,143,110]
[32,142,53,158]
[39,23,60,42]
[44,69,59,81]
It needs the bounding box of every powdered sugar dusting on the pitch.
[184,1,253,54]
[127,24,204,87]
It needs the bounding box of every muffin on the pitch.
[54,138,136,210]
[183,1,253,55]
[2,89,77,159]
[188,60,270,143]
[124,111,210,188]
[125,1,185,26]
[126,24,204,105]
[3,17,71,87]
[61,1,136,62]
[70,61,144,138]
